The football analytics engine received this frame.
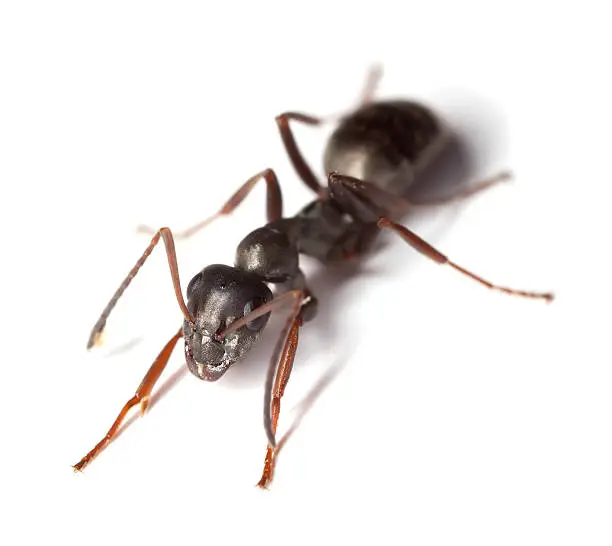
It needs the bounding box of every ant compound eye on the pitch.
[243,298,270,332]
[186,272,203,298]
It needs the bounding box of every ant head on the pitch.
[182,264,273,381]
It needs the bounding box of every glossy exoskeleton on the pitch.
[74,68,553,488]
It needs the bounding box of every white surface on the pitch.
[1,1,611,544]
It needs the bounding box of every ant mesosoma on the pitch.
[74,68,554,488]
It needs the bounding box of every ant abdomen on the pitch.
[324,100,445,196]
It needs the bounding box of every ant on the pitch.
[73,68,553,488]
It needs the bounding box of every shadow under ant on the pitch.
[79,82,521,473]
[139,129,486,427]
[103,337,144,358]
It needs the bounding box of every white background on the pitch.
[1,1,611,544]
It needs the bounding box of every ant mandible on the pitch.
[74,67,553,488]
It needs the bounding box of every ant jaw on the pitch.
[184,342,232,382]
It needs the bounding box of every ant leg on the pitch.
[328,173,554,302]
[137,168,283,239]
[216,288,306,488]
[276,66,383,198]
[87,227,193,349]
[256,286,318,488]
[377,218,554,301]
[216,290,305,446]
[74,328,183,471]
[276,112,327,197]
[257,316,301,489]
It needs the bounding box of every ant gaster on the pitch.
[74,68,553,488]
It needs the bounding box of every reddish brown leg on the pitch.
[87,227,193,349]
[276,112,326,197]
[74,329,183,471]
[276,66,384,199]
[215,289,305,489]
[377,218,554,301]
[137,168,284,239]
[257,317,301,489]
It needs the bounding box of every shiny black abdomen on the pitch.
[323,100,446,196]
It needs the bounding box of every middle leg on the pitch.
[276,65,385,200]
[138,168,284,239]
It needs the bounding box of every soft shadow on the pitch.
[408,132,476,201]
[149,365,189,410]
[81,98,514,479]
[121,102,505,411]
[277,356,349,454]
[103,337,144,358]
[220,259,376,390]
[220,128,493,391]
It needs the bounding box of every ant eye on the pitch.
[243,298,269,332]
[186,272,203,298]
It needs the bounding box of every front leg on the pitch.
[257,316,302,489]
[74,329,183,471]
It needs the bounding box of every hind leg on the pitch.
[328,172,554,302]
